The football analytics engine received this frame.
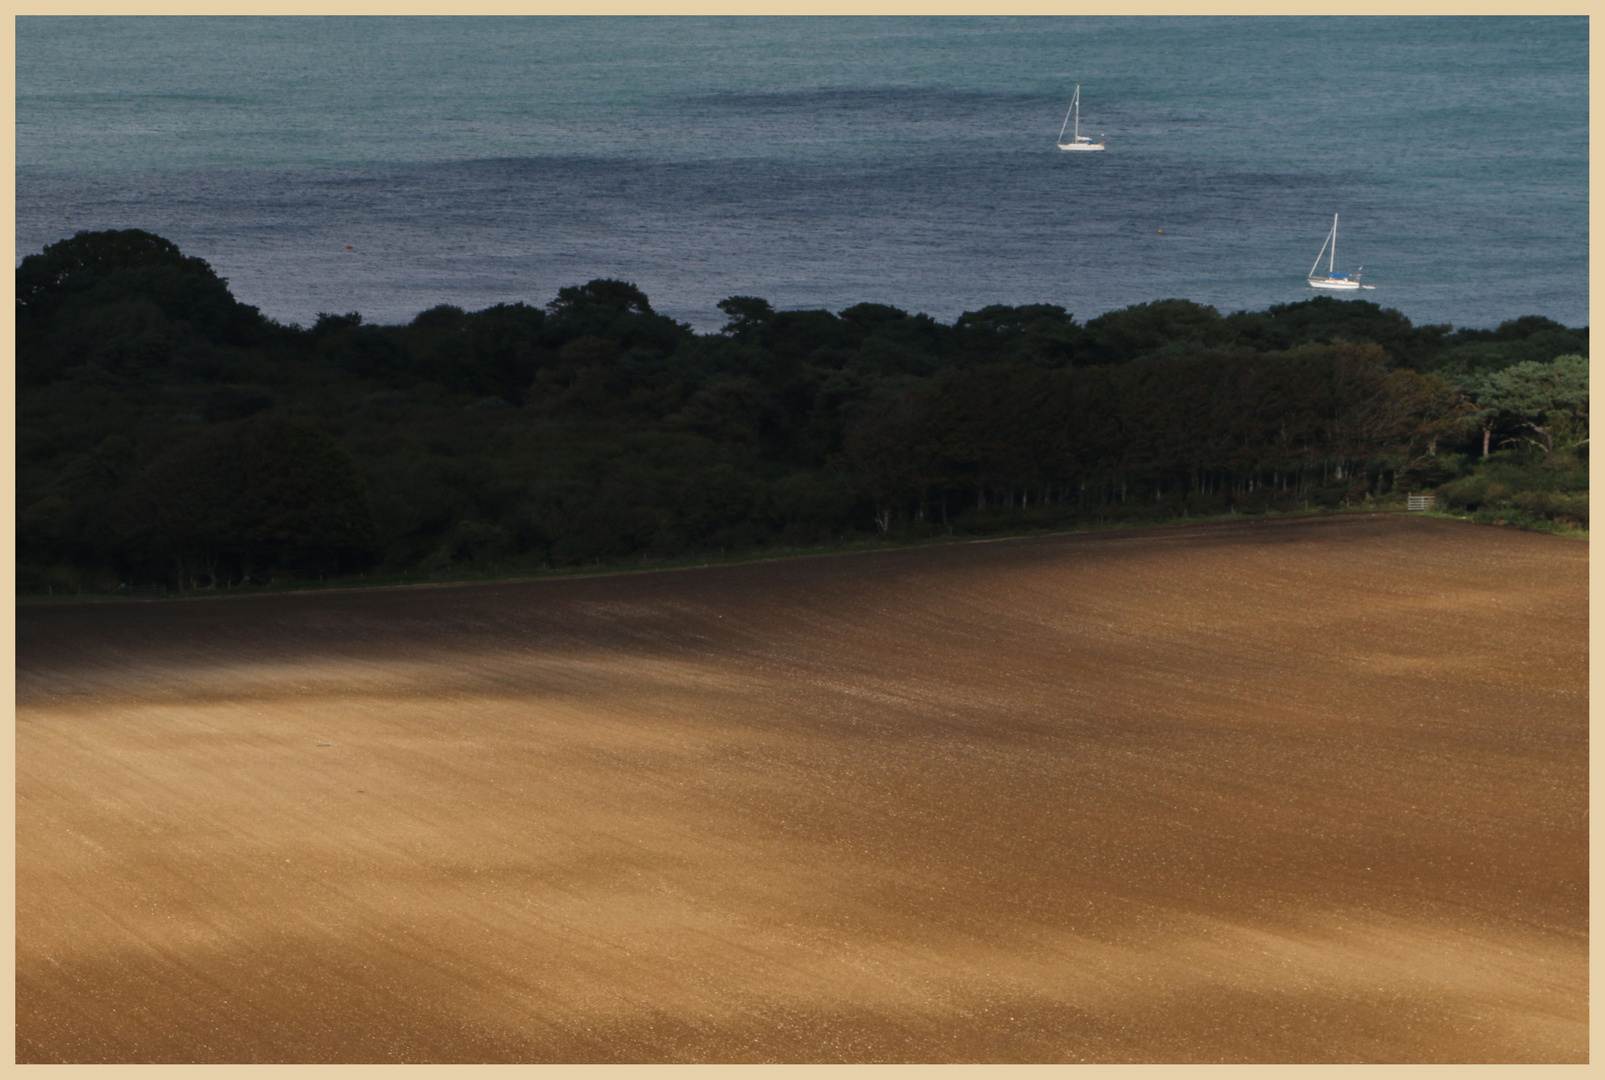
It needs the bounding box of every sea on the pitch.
[15,16,1590,333]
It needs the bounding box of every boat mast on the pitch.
[1329,214,1338,276]
[1308,217,1336,280]
[1073,85,1081,141]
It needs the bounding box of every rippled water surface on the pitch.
[16,16,1588,330]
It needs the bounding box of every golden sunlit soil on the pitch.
[15,513,1587,1063]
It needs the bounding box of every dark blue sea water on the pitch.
[16,16,1589,332]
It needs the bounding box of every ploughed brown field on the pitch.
[16,513,1587,1063]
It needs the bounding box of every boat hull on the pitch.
[1057,142,1105,152]
[1308,276,1374,291]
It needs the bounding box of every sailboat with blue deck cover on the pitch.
[1307,213,1376,291]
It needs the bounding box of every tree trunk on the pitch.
[1524,422,1554,456]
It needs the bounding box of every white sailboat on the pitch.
[1056,85,1105,152]
[1307,213,1375,291]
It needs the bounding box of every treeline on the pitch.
[16,229,1589,594]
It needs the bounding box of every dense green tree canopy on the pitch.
[15,230,1589,594]
[1462,354,1588,456]
[116,418,376,587]
[17,229,266,360]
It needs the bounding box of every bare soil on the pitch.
[15,514,1588,1063]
